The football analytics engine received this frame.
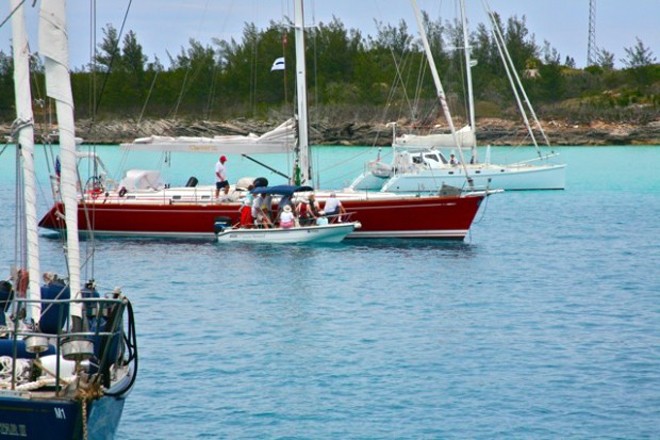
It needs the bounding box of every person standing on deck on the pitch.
[215,155,229,198]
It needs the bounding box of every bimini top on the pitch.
[250,185,313,196]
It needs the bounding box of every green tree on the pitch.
[622,38,656,68]
[121,31,147,76]
[596,49,615,70]
[621,38,657,89]
[0,51,14,119]
[95,24,121,72]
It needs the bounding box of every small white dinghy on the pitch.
[216,221,360,244]
[215,184,360,244]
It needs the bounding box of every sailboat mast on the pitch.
[10,0,42,332]
[460,0,478,162]
[294,0,311,185]
[39,0,83,323]
[410,0,472,182]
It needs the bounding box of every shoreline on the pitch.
[4,117,659,146]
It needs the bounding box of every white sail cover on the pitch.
[40,0,83,320]
[120,118,296,154]
[394,125,476,150]
[11,0,41,322]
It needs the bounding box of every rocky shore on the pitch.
[4,117,660,146]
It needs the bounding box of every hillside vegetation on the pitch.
[0,13,657,144]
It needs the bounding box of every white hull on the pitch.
[352,162,566,192]
[216,222,359,244]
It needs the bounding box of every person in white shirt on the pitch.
[251,192,272,228]
[322,192,346,222]
[214,155,229,198]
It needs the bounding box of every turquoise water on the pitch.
[1,145,659,438]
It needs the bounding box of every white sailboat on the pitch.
[0,1,138,438]
[350,0,566,192]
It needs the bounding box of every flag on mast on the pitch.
[270,57,285,71]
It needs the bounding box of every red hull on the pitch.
[39,194,485,239]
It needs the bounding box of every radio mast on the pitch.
[587,0,597,65]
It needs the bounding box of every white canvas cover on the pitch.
[121,119,296,154]
[394,125,476,150]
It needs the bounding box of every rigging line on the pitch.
[205,58,219,119]
[0,0,29,30]
[241,154,290,180]
[137,69,160,126]
[89,0,97,121]
[90,0,134,123]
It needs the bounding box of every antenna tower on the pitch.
[587,0,597,65]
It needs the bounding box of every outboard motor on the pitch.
[185,176,198,187]
[214,216,233,234]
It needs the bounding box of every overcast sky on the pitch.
[1,0,658,69]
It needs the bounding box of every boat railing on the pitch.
[1,296,131,393]
[323,212,357,224]
[510,152,561,166]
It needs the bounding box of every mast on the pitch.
[293,0,311,185]
[410,0,472,184]
[459,0,477,162]
[10,0,47,352]
[39,1,85,340]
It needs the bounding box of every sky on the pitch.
[1,0,658,70]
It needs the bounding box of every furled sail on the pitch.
[39,0,83,322]
[120,118,296,154]
[394,125,477,150]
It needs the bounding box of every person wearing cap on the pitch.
[279,204,295,229]
[322,192,346,222]
[214,155,229,198]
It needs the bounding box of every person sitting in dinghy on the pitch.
[297,194,321,226]
[252,192,272,228]
[239,185,255,228]
[279,205,295,229]
[322,192,346,223]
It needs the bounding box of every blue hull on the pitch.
[0,372,133,440]
[0,394,126,440]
